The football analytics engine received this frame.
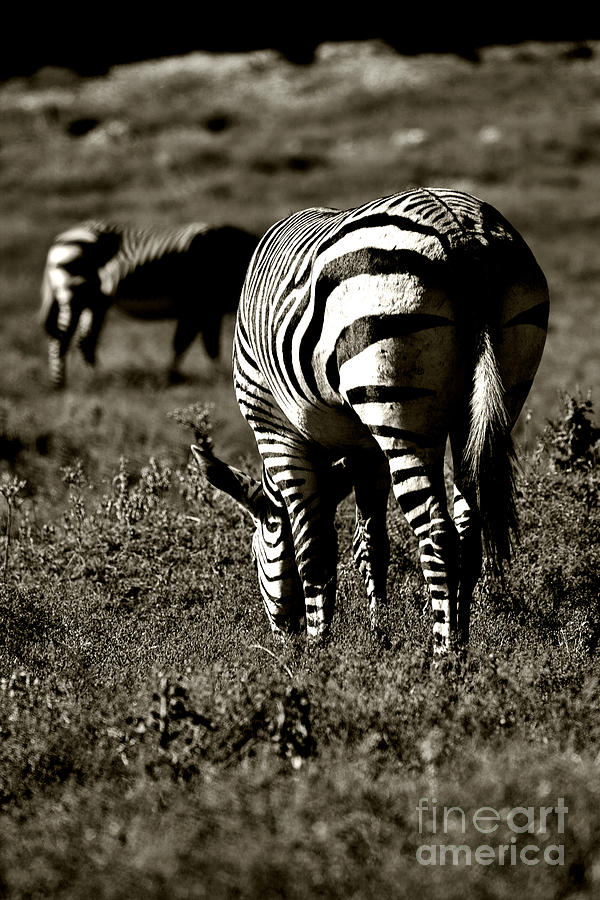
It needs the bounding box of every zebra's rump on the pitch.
[235,188,548,457]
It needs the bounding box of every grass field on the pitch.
[0,40,599,897]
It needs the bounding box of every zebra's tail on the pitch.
[462,329,518,579]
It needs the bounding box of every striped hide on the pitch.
[191,188,549,653]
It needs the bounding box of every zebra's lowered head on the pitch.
[190,440,264,524]
[190,442,353,634]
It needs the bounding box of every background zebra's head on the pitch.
[41,292,95,390]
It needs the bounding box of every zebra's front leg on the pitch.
[280,459,338,641]
[350,451,391,633]
[298,507,338,642]
[47,297,84,389]
[253,465,305,636]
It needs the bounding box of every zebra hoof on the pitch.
[270,617,305,638]
[372,626,392,651]
[369,605,392,649]
[430,648,466,677]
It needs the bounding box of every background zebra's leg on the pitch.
[199,318,220,361]
[47,336,67,390]
[77,301,108,366]
[169,317,201,383]
[46,294,84,389]
[349,451,391,633]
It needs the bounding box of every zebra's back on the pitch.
[59,221,209,309]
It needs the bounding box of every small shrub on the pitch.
[168,401,216,445]
[540,391,599,471]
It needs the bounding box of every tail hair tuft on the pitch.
[463,331,519,579]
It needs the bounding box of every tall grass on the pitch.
[0,395,598,897]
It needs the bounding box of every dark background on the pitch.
[3,13,599,80]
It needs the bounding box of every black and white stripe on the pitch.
[40,220,258,387]
[191,188,549,653]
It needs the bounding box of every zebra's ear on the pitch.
[191,444,263,520]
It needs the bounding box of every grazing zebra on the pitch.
[40,220,259,388]
[191,188,549,653]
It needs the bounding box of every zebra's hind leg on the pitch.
[349,450,391,634]
[450,430,483,647]
[451,482,482,647]
[388,451,460,654]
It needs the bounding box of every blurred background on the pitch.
[1,22,599,508]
